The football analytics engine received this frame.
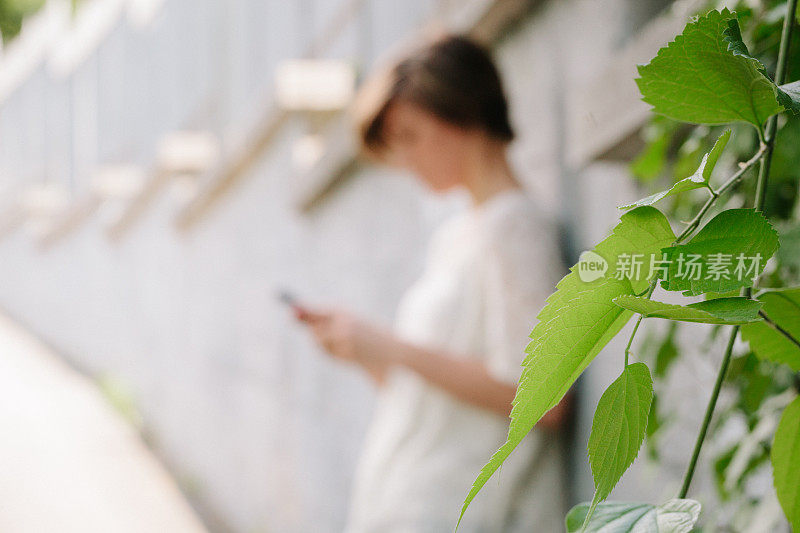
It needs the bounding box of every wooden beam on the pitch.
[106,131,220,240]
[38,195,101,249]
[293,117,360,212]
[566,0,706,167]
[106,167,170,241]
[171,1,369,232]
[0,205,26,242]
[468,0,538,45]
[175,108,289,231]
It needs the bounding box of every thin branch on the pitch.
[678,325,739,498]
[624,279,657,367]
[674,143,767,244]
[715,142,769,198]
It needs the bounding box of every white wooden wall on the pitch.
[0,0,735,531]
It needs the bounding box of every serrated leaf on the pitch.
[620,130,730,210]
[778,80,800,114]
[771,395,800,531]
[566,499,701,533]
[660,209,780,296]
[636,9,785,127]
[741,288,800,370]
[613,295,763,324]
[457,207,675,528]
[722,17,800,115]
[588,363,653,508]
[695,128,731,181]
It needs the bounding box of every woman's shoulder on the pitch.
[479,189,555,244]
[424,189,558,260]
[478,190,564,287]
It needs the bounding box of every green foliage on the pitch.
[585,363,653,521]
[613,295,763,325]
[457,207,675,527]
[463,3,800,530]
[620,130,730,210]
[741,288,800,369]
[625,6,800,516]
[653,322,679,377]
[566,499,701,533]
[660,209,780,295]
[725,352,785,416]
[780,79,800,112]
[636,9,790,127]
[0,0,44,42]
[771,395,800,530]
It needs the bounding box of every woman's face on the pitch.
[382,99,474,192]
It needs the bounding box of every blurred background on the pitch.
[0,0,796,531]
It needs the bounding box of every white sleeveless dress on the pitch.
[344,189,568,533]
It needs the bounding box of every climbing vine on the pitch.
[458,3,800,531]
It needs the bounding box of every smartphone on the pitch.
[276,290,299,308]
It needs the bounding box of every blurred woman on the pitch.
[294,35,569,533]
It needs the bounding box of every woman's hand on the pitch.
[294,306,397,385]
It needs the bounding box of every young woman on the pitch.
[294,35,569,533]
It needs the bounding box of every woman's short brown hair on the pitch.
[352,34,515,159]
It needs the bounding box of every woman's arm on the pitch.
[392,338,570,427]
[295,306,569,426]
[390,338,516,417]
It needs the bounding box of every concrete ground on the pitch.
[0,313,207,533]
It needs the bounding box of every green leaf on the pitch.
[457,207,675,528]
[636,9,785,127]
[722,16,800,115]
[695,129,731,181]
[566,499,701,533]
[778,80,800,115]
[771,395,800,531]
[660,209,780,296]
[586,363,653,517]
[613,295,763,324]
[741,288,800,370]
[620,130,730,209]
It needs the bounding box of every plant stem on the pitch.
[677,0,797,498]
[714,143,768,198]
[754,0,797,211]
[674,144,767,244]
[678,325,739,498]
[624,279,657,367]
